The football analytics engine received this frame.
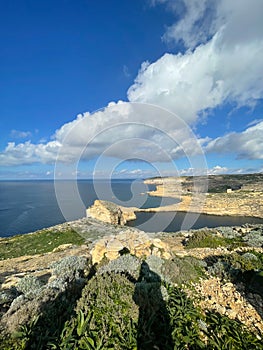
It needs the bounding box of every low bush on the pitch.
[185,230,228,249]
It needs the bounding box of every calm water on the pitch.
[0,180,262,237]
[127,211,263,232]
[0,180,176,237]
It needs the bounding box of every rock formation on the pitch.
[90,229,171,264]
[87,199,137,225]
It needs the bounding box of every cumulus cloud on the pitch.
[207,165,229,175]
[128,0,263,123]
[128,35,263,123]
[10,129,32,139]
[1,0,262,169]
[0,140,61,166]
[0,102,206,166]
[206,121,263,159]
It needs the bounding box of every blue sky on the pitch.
[0,0,263,179]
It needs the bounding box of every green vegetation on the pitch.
[185,230,227,249]
[207,251,263,298]
[0,229,85,259]
[0,254,262,349]
[1,279,262,349]
[0,217,262,349]
[225,251,263,271]
[184,230,247,250]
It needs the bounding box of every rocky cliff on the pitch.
[87,199,137,225]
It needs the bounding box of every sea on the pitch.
[0,179,263,237]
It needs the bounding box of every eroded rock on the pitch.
[91,230,172,264]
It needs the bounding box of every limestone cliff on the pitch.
[86,200,136,225]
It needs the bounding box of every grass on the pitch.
[0,229,85,260]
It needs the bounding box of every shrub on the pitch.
[50,256,88,282]
[61,273,139,349]
[205,312,263,349]
[207,260,230,280]
[185,230,228,249]
[226,252,263,271]
[161,256,206,285]
[242,231,263,247]
[16,275,44,299]
[98,254,140,280]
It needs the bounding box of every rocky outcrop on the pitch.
[87,200,137,225]
[90,229,172,264]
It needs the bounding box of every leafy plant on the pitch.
[205,312,263,349]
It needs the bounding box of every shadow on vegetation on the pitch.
[22,281,85,349]
[133,261,174,350]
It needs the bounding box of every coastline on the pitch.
[143,176,263,219]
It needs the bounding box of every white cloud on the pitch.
[1,0,262,171]
[10,129,32,139]
[0,102,205,166]
[128,0,263,123]
[0,140,61,166]
[207,165,228,175]
[206,121,263,159]
[161,0,215,49]
[128,34,263,123]
[156,0,263,50]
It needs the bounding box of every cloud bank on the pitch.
[0,102,207,166]
[0,0,262,169]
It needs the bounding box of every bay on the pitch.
[1,180,262,237]
[127,211,263,232]
[0,179,176,237]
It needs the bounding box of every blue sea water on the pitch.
[0,179,176,237]
[0,180,262,237]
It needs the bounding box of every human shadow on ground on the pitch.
[133,261,174,350]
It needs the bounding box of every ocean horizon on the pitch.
[0,179,169,237]
[1,179,263,238]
